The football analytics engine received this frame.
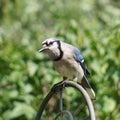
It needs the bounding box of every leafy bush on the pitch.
[0,0,120,119]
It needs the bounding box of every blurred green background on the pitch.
[0,0,120,120]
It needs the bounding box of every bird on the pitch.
[39,38,95,100]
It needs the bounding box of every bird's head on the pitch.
[39,38,63,60]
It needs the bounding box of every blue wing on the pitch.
[74,48,90,76]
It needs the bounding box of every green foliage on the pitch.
[0,0,120,119]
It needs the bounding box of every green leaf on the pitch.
[103,96,116,113]
[27,61,38,76]
[3,102,36,119]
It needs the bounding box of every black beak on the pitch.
[39,47,48,52]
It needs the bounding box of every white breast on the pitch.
[53,60,75,78]
[53,58,84,80]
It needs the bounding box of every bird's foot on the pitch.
[72,76,78,82]
[51,80,66,92]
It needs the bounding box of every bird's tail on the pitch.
[80,76,96,100]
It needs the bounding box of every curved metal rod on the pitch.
[35,89,54,120]
[35,80,96,120]
[64,81,96,120]
[59,88,63,111]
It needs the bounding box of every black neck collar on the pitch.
[53,41,63,61]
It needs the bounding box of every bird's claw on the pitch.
[51,81,66,92]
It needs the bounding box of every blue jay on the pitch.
[39,38,95,99]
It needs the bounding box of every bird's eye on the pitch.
[43,41,54,46]
[49,42,53,45]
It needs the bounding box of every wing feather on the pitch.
[73,49,90,76]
